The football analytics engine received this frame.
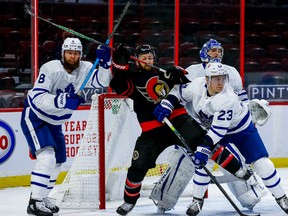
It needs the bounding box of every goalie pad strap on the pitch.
[221,153,234,168]
[211,145,241,174]
[211,146,224,161]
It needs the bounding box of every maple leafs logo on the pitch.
[56,83,76,96]
[198,110,213,128]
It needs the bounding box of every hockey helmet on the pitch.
[61,37,83,58]
[205,62,227,77]
[134,44,156,60]
[200,39,223,63]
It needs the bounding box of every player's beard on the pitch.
[138,63,153,72]
[63,58,80,73]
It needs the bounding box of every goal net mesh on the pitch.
[53,93,176,209]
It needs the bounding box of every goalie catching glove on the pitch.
[248,99,271,126]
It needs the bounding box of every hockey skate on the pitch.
[186,197,204,216]
[276,194,288,214]
[116,202,135,215]
[43,197,59,213]
[27,198,53,216]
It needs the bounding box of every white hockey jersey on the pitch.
[185,63,249,102]
[27,60,112,125]
[170,77,251,145]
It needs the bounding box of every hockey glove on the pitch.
[194,145,211,169]
[96,45,111,69]
[248,99,271,126]
[55,93,85,110]
[153,99,174,122]
[163,65,190,84]
[112,44,131,70]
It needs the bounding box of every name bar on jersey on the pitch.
[248,84,288,101]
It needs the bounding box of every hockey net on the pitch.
[53,93,176,209]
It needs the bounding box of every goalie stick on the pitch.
[163,117,261,216]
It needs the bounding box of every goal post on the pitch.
[53,93,177,209]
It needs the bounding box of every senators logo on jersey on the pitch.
[136,76,169,103]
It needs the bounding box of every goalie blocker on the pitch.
[150,144,267,212]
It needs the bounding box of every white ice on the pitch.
[1,168,287,216]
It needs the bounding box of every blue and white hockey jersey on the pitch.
[27,60,112,125]
[170,77,251,145]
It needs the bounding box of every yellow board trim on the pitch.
[1,158,287,189]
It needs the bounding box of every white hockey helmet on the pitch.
[205,62,227,77]
[61,37,83,59]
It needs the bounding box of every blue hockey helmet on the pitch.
[199,39,223,63]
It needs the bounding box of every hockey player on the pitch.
[186,38,270,124]
[110,44,253,215]
[150,38,270,213]
[186,39,270,210]
[154,62,288,216]
[20,37,112,216]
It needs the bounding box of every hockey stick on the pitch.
[24,4,173,78]
[163,117,261,216]
[78,0,132,92]
[129,56,167,73]
[24,5,109,48]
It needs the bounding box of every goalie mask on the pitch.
[200,39,224,63]
[61,37,83,60]
[134,44,156,60]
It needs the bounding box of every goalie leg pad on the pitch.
[227,176,267,210]
[150,148,194,212]
[217,144,267,210]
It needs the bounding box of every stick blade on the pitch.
[24,4,32,15]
